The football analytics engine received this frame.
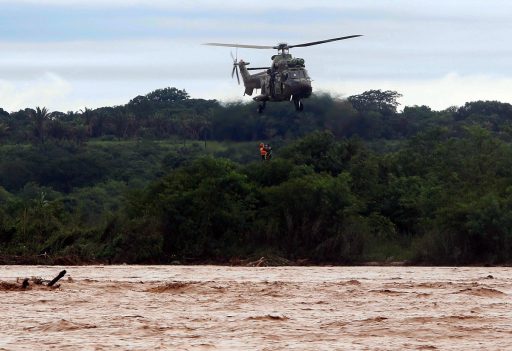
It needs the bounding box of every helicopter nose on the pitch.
[288,80,312,98]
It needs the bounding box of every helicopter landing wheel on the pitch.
[257,102,266,114]
[294,99,304,112]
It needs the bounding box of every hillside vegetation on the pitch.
[1,87,512,265]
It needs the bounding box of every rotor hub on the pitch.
[276,43,290,55]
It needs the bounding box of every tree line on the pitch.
[2,87,512,145]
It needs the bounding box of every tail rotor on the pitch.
[230,50,241,85]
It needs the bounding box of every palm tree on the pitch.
[80,107,95,138]
[32,107,51,144]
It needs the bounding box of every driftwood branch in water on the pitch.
[48,270,66,287]
[1,270,68,291]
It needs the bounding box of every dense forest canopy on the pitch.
[1,86,512,265]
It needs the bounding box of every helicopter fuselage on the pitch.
[239,53,312,105]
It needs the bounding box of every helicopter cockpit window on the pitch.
[288,70,306,79]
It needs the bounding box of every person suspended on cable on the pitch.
[259,142,267,161]
[264,144,272,160]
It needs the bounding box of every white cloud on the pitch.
[322,73,512,111]
[2,0,510,18]
[0,73,72,111]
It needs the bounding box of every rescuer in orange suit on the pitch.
[259,142,267,160]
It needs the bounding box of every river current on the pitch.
[1,265,511,350]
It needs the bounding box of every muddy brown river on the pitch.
[1,265,511,350]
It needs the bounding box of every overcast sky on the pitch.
[0,0,511,112]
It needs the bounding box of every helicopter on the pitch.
[203,35,362,113]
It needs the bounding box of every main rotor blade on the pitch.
[288,35,363,48]
[203,43,274,49]
[247,67,271,71]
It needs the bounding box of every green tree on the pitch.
[280,131,350,174]
[139,157,257,259]
[31,107,51,144]
[263,172,360,261]
[348,90,402,115]
[145,87,190,103]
